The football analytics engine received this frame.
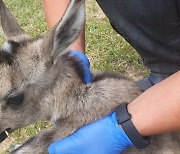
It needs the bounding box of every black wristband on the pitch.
[115,103,150,149]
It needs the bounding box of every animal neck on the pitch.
[35,54,85,121]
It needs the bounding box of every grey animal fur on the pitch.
[0,0,179,153]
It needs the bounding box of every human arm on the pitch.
[128,71,180,136]
[42,0,85,52]
[42,0,88,81]
[48,71,180,153]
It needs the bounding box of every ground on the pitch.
[0,0,148,153]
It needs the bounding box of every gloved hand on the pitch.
[48,112,133,154]
[69,50,91,83]
[49,51,133,153]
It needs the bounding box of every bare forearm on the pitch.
[42,0,85,52]
[128,71,180,136]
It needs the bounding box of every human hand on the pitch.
[70,50,91,83]
[48,112,133,154]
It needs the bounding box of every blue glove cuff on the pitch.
[70,50,91,83]
[110,112,134,148]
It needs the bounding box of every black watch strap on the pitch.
[115,103,150,149]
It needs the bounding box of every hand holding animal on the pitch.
[0,0,179,153]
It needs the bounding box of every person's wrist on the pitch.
[115,103,150,149]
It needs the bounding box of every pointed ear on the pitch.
[52,0,85,59]
[0,0,24,38]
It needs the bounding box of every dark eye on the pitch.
[6,92,24,107]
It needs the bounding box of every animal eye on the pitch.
[6,92,24,107]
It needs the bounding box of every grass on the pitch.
[85,0,148,78]
[0,0,148,153]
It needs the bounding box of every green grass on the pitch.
[85,0,148,78]
[0,0,148,153]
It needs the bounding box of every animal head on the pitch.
[0,0,85,142]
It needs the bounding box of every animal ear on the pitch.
[0,0,24,38]
[51,0,85,60]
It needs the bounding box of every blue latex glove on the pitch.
[70,50,91,83]
[48,112,133,154]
